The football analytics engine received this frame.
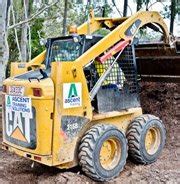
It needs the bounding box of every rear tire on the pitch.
[127,114,166,164]
[79,124,128,181]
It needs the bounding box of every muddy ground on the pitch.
[0,82,179,184]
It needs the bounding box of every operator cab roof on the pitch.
[45,34,104,68]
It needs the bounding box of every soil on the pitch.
[0,82,180,184]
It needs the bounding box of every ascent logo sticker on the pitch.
[63,83,82,108]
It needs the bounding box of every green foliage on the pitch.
[94,28,110,36]
[8,1,45,61]
[31,18,45,58]
[8,31,19,62]
[42,1,113,38]
[136,0,149,10]
[136,27,162,43]
[161,1,179,19]
[8,0,113,62]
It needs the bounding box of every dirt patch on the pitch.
[140,82,180,149]
[0,82,180,184]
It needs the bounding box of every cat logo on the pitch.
[130,23,137,35]
[63,83,82,108]
[5,95,32,143]
[125,19,141,37]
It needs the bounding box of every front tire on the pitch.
[79,124,128,181]
[127,114,166,164]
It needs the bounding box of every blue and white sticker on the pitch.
[9,86,25,96]
[5,95,32,143]
[63,83,82,108]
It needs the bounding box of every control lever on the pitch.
[39,69,48,79]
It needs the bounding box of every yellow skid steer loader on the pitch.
[2,11,167,181]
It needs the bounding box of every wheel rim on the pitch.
[99,137,121,170]
[145,126,161,155]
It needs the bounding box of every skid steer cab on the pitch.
[2,11,167,182]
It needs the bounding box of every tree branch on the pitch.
[8,1,58,30]
[11,2,22,61]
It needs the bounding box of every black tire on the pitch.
[127,114,166,164]
[78,124,128,181]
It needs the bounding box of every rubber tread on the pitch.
[79,124,127,181]
[127,114,166,164]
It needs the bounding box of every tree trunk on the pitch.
[123,0,128,16]
[11,3,22,61]
[62,0,68,36]
[170,0,176,34]
[136,0,142,11]
[21,0,29,62]
[145,0,150,11]
[0,0,11,89]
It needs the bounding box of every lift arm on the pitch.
[75,11,169,67]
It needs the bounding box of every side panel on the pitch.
[51,62,143,169]
[92,108,142,134]
[51,62,92,166]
